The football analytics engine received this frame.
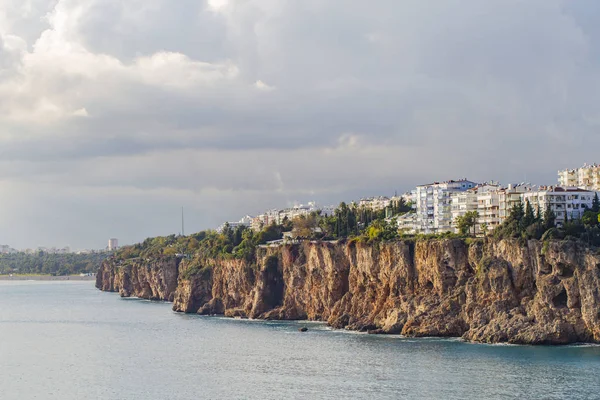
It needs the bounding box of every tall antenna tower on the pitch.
[181,207,185,236]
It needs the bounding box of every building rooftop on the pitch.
[416,178,474,187]
[536,186,592,193]
[558,163,600,173]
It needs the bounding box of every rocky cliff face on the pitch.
[95,256,180,301]
[96,239,600,344]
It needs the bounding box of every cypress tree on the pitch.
[524,200,535,227]
[346,209,350,237]
[593,193,600,213]
[543,204,556,230]
[509,201,525,225]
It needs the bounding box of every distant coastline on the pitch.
[0,274,95,281]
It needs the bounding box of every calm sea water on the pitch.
[1,281,599,400]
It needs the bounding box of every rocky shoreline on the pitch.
[96,238,600,344]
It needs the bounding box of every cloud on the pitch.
[207,0,229,12]
[254,79,275,91]
[72,107,88,117]
[1,0,600,248]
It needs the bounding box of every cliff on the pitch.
[95,256,180,301]
[96,239,600,344]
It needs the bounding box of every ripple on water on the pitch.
[1,281,599,400]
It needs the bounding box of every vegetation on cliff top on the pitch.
[113,199,413,266]
[115,223,285,265]
[110,195,600,278]
[493,197,600,247]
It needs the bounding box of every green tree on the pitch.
[256,223,283,244]
[281,216,293,232]
[593,193,600,213]
[523,200,535,227]
[543,204,556,230]
[366,219,399,241]
[292,215,318,238]
[456,211,478,236]
[480,222,489,236]
[390,197,412,216]
[509,201,525,224]
[582,210,599,227]
[221,223,234,244]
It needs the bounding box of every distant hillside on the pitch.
[0,251,109,276]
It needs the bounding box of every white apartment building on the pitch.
[248,202,335,231]
[279,203,318,221]
[250,216,266,231]
[558,163,600,190]
[451,188,478,223]
[477,184,502,233]
[404,175,599,235]
[251,210,280,231]
[358,196,391,211]
[108,238,119,251]
[396,212,417,234]
[400,192,413,205]
[521,187,594,226]
[217,215,254,233]
[498,184,536,221]
[449,183,501,234]
[319,205,336,217]
[412,179,477,234]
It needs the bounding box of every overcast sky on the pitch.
[1,0,600,249]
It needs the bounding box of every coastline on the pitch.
[0,274,96,281]
[109,295,600,347]
[96,238,600,345]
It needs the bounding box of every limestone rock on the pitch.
[96,238,600,344]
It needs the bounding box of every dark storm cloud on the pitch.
[1,0,600,248]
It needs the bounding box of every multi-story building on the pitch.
[558,163,600,190]
[400,192,413,205]
[250,216,265,231]
[449,183,501,234]
[217,215,254,233]
[358,196,391,211]
[250,210,279,231]
[498,183,536,221]
[412,179,477,234]
[108,238,119,251]
[521,187,594,226]
[477,187,502,233]
[558,168,578,188]
[396,212,417,234]
[451,188,478,224]
[279,203,318,221]
[246,202,334,232]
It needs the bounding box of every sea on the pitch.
[1,280,599,400]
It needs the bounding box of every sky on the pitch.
[1,0,600,249]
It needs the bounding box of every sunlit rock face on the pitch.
[97,238,600,344]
